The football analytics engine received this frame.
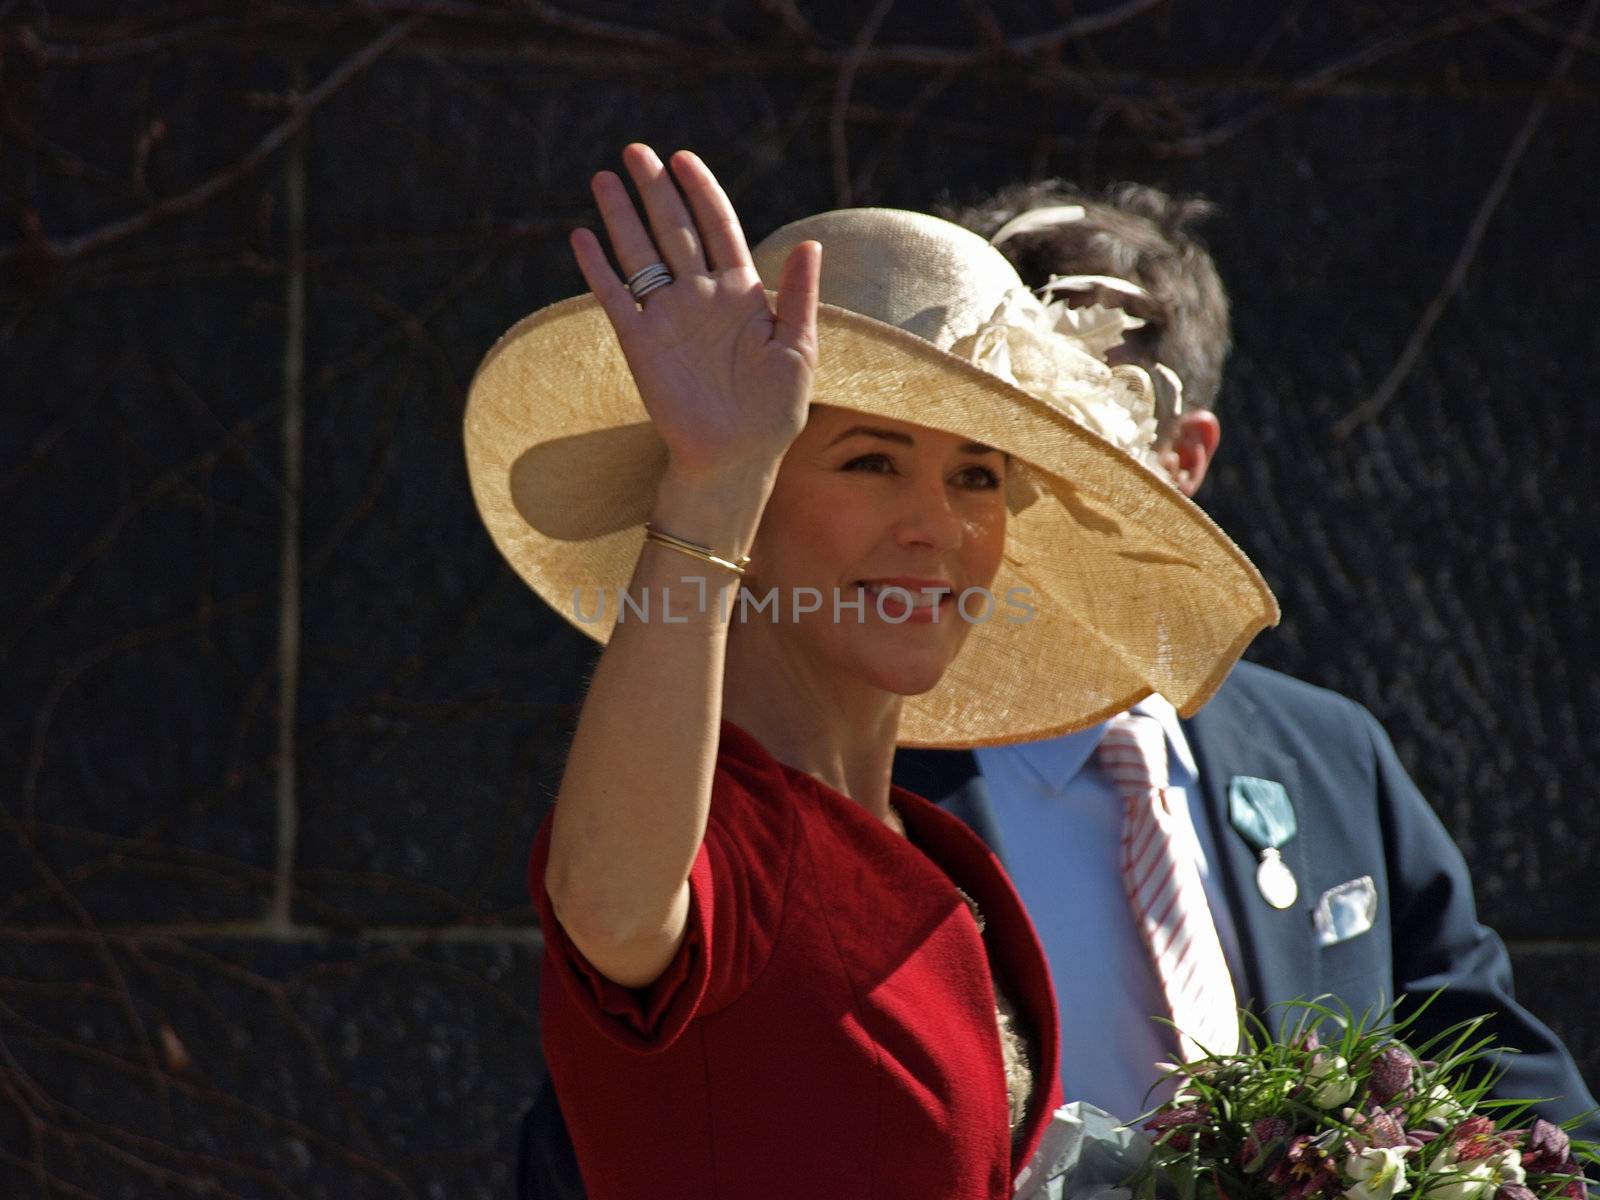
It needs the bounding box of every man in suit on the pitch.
[909,178,1598,1132]
[519,182,1597,1198]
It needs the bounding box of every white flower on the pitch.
[948,289,1162,469]
[1415,1085,1467,1124]
[1425,1163,1495,1200]
[1423,1148,1524,1200]
[1486,1149,1525,1188]
[1047,299,1145,360]
[1310,1055,1359,1109]
[1344,1145,1412,1200]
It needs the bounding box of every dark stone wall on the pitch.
[2,2,1596,1194]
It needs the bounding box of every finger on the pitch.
[772,241,820,365]
[570,227,642,332]
[621,143,704,276]
[669,150,753,274]
[591,169,667,281]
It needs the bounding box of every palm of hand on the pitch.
[571,145,821,483]
[618,267,813,476]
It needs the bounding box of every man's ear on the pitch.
[1156,409,1221,498]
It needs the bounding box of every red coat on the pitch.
[531,723,1062,1199]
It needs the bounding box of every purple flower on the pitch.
[1369,1047,1417,1105]
[1522,1119,1573,1172]
[1144,1104,1208,1151]
[1517,1118,1589,1200]
[1361,1107,1408,1150]
[1242,1116,1293,1170]
[1451,1116,1509,1163]
[1269,1134,1342,1200]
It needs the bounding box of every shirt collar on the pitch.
[1132,692,1198,779]
[1004,693,1197,792]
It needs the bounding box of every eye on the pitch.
[952,463,1002,490]
[842,452,896,474]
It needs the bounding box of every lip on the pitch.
[856,577,954,625]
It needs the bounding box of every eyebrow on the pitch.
[825,424,999,456]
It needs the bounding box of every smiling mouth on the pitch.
[857,581,953,621]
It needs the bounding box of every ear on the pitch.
[1156,409,1221,498]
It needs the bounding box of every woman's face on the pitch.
[744,404,1008,698]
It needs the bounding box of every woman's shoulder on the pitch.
[713,719,800,799]
[714,720,790,785]
[706,720,802,858]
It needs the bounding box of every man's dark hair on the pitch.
[947,180,1231,433]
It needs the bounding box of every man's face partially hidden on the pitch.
[1058,281,1219,500]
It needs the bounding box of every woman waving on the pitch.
[464,143,1276,1199]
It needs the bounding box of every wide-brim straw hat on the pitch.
[464,207,1278,747]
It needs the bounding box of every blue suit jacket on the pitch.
[519,662,1597,1197]
[893,660,1599,1141]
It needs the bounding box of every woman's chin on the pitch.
[849,626,975,697]
[856,652,955,698]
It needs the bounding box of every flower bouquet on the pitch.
[1125,1000,1596,1200]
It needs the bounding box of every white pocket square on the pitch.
[1313,876,1378,946]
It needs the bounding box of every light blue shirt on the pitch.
[974,696,1244,1123]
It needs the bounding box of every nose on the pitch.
[893,473,964,552]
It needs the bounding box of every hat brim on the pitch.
[464,293,1278,748]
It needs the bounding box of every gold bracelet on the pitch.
[642,524,752,576]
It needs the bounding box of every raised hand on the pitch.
[570,144,821,482]
[547,151,820,994]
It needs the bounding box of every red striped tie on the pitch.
[1099,713,1239,1061]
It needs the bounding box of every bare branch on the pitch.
[756,0,814,40]
[830,0,898,206]
[1006,0,1168,47]
[0,802,172,1127]
[1153,0,1571,158]
[0,1142,99,1200]
[11,17,238,64]
[510,0,691,51]
[0,15,423,270]
[226,0,1159,71]
[1333,0,1600,438]
[1500,0,1600,50]
[0,999,419,1193]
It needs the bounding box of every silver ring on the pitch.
[626,262,673,301]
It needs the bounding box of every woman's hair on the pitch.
[944,180,1231,437]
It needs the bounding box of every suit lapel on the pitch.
[937,775,1011,870]
[891,749,1011,871]
[1184,682,1315,1020]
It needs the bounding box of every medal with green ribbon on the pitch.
[1227,776,1299,909]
